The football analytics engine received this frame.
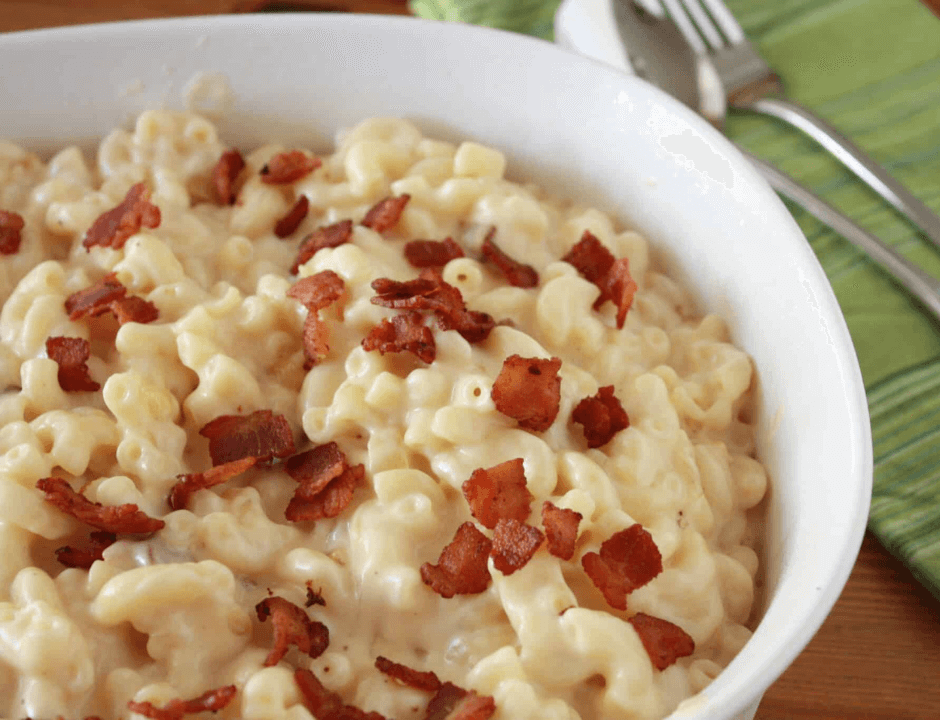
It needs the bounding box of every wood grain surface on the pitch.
[2,2,939,718]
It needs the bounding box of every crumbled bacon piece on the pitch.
[256,596,329,667]
[82,183,161,251]
[362,312,436,363]
[36,477,165,534]
[437,308,496,344]
[167,456,257,511]
[54,531,116,569]
[285,441,347,500]
[0,209,25,255]
[581,524,663,611]
[285,463,365,522]
[491,355,562,432]
[199,410,295,466]
[305,583,326,607]
[375,656,442,692]
[370,276,440,308]
[109,295,160,326]
[260,151,321,184]
[361,195,410,233]
[541,502,582,560]
[292,220,354,274]
[296,669,387,720]
[491,518,544,575]
[421,522,492,598]
[572,385,630,448]
[275,195,310,238]
[562,231,637,329]
[127,685,237,720]
[404,238,465,268]
[480,229,538,288]
[628,613,696,670]
[425,683,495,720]
[46,336,100,392]
[288,270,345,312]
[213,149,245,205]
[64,273,128,320]
[461,458,533,530]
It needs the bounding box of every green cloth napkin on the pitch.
[412,0,940,599]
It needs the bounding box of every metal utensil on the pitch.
[643,0,940,251]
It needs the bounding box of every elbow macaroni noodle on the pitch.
[0,111,767,719]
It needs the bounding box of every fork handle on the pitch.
[741,96,940,251]
[742,148,940,320]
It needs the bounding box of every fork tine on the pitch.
[678,0,725,49]
[658,0,708,55]
[699,0,746,44]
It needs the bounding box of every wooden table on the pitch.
[4,1,940,717]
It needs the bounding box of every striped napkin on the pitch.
[411,0,940,599]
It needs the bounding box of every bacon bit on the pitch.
[285,463,365,522]
[256,596,330,666]
[480,229,538,288]
[421,522,492,599]
[491,518,544,575]
[64,273,127,320]
[361,195,410,233]
[425,683,495,720]
[491,355,562,432]
[54,531,116,569]
[82,183,160,251]
[109,295,160,326]
[562,230,614,285]
[362,312,436,364]
[213,149,246,205]
[260,151,321,185]
[199,410,295,467]
[404,238,465,268]
[305,583,326,608]
[0,210,25,255]
[562,231,637,329]
[127,685,237,720]
[600,258,638,329]
[461,458,533,530]
[438,308,495,344]
[285,442,347,498]
[46,336,100,392]
[292,219,354,274]
[288,270,345,312]
[370,277,439,308]
[167,456,258,511]
[375,656,442,692]
[275,195,310,238]
[572,385,630,448]
[36,477,165,535]
[295,669,387,720]
[541,501,582,561]
[628,613,696,670]
[581,524,663,611]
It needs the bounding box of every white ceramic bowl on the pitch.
[0,14,872,720]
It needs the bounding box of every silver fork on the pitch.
[646,0,940,250]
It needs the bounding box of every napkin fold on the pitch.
[411,0,940,599]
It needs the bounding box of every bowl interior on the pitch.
[0,14,872,719]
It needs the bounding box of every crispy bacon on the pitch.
[285,463,365,522]
[285,442,347,500]
[572,385,630,449]
[461,458,533,530]
[306,583,326,607]
[480,229,538,288]
[541,501,582,561]
[213,149,245,205]
[54,531,116,569]
[0,209,25,255]
[375,656,442,692]
[126,685,237,720]
[491,355,562,432]
[255,596,329,666]
[437,308,495,344]
[599,258,637,329]
[199,410,295,466]
[361,195,410,233]
[425,683,495,720]
[64,273,128,320]
[298,314,328,369]
[167,456,258,511]
[628,613,696,670]
[370,277,440,308]
[292,220,354,274]
[562,230,637,329]
[562,230,614,285]
[362,312,436,364]
[490,519,544,575]
[36,477,165,535]
[296,669,387,720]
[403,238,465,268]
[581,524,663,611]
[109,295,160,326]
[82,183,160,251]
[288,270,345,312]
[46,336,100,392]
[275,195,310,238]
[420,522,492,599]
[260,151,321,184]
